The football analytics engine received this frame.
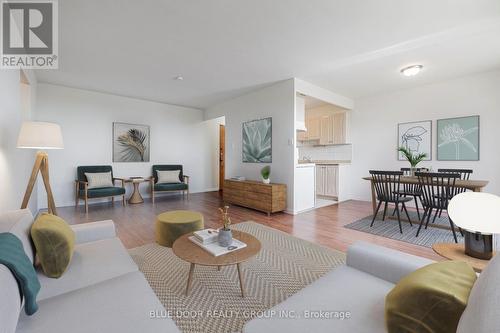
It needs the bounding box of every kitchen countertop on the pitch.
[298,160,351,165]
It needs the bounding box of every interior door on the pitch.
[219,124,225,192]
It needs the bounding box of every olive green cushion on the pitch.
[79,186,125,198]
[156,210,204,247]
[154,183,188,192]
[31,214,76,278]
[385,261,477,333]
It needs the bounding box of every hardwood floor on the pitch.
[57,191,442,261]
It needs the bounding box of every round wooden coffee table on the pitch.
[172,230,261,297]
[433,242,495,273]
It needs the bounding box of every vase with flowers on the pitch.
[218,205,233,247]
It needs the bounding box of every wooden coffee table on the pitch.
[433,242,495,273]
[172,230,261,297]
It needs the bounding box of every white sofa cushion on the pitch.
[0,209,35,333]
[457,254,500,333]
[243,265,394,333]
[0,265,21,333]
[16,272,181,333]
[37,237,138,301]
[0,209,35,263]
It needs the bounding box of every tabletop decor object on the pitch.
[260,165,271,184]
[218,205,232,247]
[448,192,500,260]
[397,146,427,176]
[17,121,64,215]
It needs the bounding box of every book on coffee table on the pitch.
[193,229,219,245]
[189,236,247,257]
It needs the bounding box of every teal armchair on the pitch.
[75,165,126,213]
[150,165,189,203]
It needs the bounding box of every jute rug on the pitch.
[344,210,464,248]
[129,221,345,333]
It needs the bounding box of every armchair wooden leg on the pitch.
[75,183,79,208]
[85,197,89,214]
[112,197,115,206]
[122,195,126,206]
[152,191,155,204]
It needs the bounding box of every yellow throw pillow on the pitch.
[31,213,75,278]
[386,261,477,333]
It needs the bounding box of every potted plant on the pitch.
[218,205,232,247]
[261,165,271,184]
[398,146,427,176]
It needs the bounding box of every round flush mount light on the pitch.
[173,75,184,81]
[400,65,423,77]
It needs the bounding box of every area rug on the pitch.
[129,221,346,333]
[344,210,464,248]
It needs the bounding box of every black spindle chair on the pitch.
[435,169,473,218]
[415,172,461,243]
[393,167,429,219]
[370,170,413,234]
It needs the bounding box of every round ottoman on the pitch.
[155,210,204,247]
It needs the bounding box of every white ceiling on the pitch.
[36,0,500,109]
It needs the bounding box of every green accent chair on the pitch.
[75,165,126,213]
[150,165,189,203]
[156,210,204,247]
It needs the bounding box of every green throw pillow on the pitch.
[31,213,75,278]
[385,261,477,333]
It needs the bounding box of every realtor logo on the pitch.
[1,0,58,69]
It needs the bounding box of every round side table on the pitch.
[125,178,148,204]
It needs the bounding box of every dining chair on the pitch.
[415,172,461,243]
[435,169,473,218]
[393,167,429,219]
[369,170,413,234]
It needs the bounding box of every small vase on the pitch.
[262,178,270,184]
[218,228,233,247]
[410,167,417,177]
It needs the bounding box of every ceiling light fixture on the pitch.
[400,65,423,77]
[173,75,184,81]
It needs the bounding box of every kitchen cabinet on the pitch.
[316,165,338,199]
[319,113,346,145]
[297,111,347,145]
[297,117,320,141]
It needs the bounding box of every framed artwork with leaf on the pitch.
[113,122,150,162]
[242,117,272,163]
[437,116,479,161]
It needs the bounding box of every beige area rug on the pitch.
[129,221,346,333]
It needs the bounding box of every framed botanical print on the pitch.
[398,120,432,160]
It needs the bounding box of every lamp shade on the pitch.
[17,122,64,149]
[448,192,500,235]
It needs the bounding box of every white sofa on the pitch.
[0,209,180,333]
[244,241,500,333]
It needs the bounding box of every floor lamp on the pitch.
[17,122,64,216]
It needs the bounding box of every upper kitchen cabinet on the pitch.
[296,94,349,146]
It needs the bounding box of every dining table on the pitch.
[362,176,489,215]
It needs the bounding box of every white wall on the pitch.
[205,80,296,212]
[349,70,500,201]
[0,70,37,214]
[36,84,220,208]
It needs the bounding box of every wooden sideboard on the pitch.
[223,179,287,216]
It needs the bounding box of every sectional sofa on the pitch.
[0,209,179,333]
[244,241,499,333]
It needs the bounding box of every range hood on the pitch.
[296,95,307,132]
